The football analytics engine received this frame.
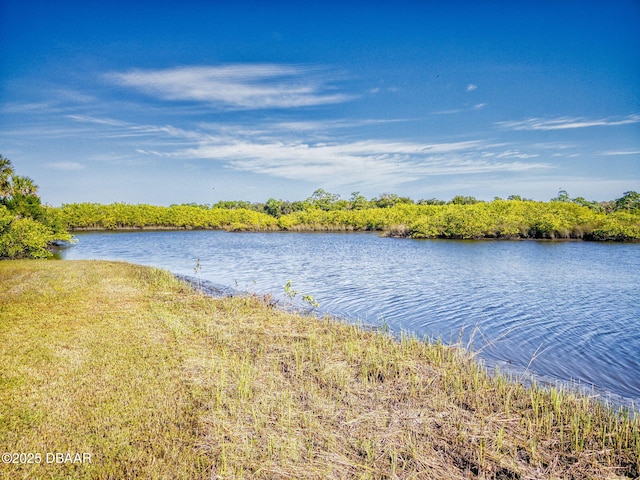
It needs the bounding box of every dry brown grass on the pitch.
[0,260,638,479]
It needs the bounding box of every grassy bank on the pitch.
[1,261,638,479]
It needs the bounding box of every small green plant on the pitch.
[302,294,319,308]
[193,258,202,289]
[377,317,390,334]
[283,280,319,308]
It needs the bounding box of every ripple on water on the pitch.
[61,231,640,404]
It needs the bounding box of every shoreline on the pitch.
[175,272,640,413]
[65,226,640,243]
[2,260,638,479]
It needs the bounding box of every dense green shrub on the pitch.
[57,198,640,241]
[0,212,56,258]
[0,156,71,259]
[56,190,640,242]
[58,202,278,231]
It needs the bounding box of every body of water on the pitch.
[59,230,640,405]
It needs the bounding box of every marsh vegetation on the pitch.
[59,189,640,241]
[1,261,638,479]
[61,230,640,403]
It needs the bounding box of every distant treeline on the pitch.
[59,189,640,241]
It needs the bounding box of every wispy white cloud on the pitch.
[246,118,413,134]
[369,86,399,94]
[466,84,477,91]
[498,114,640,131]
[45,161,85,171]
[58,114,551,190]
[67,114,131,128]
[179,132,549,188]
[105,64,356,110]
[1,101,58,114]
[67,114,204,142]
[431,103,487,115]
[602,149,640,156]
[431,109,463,115]
[53,88,98,105]
[496,149,539,159]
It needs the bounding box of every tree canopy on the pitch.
[0,155,71,258]
[57,189,640,241]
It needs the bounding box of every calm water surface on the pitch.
[60,231,640,404]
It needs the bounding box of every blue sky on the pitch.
[1,0,639,206]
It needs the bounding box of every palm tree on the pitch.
[10,175,39,198]
[0,155,15,200]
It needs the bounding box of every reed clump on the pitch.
[1,260,638,479]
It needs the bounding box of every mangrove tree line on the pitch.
[59,189,640,241]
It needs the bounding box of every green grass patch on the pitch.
[1,260,638,478]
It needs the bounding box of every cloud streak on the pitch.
[602,150,640,156]
[177,129,549,188]
[65,114,551,189]
[105,64,356,110]
[45,161,85,171]
[498,114,640,131]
